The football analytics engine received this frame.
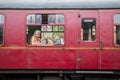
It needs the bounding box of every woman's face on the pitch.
[35,32,40,38]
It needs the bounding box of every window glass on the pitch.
[26,14,64,46]
[59,26,64,31]
[56,14,64,24]
[27,14,64,25]
[0,14,4,45]
[27,15,35,24]
[0,15,4,24]
[46,26,52,31]
[36,15,42,24]
[114,14,120,24]
[0,26,3,44]
[26,26,64,46]
[48,15,55,24]
[114,14,120,45]
[114,26,120,45]
[53,26,59,31]
[81,19,96,41]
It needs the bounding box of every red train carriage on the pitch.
[0,0,120,80]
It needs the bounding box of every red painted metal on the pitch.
[99,11,114,69]
[77,11,99,69]
[0,10,120,71]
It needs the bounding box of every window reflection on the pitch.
[114,14,120,24]
[56,15,64,24]
[27,14,64,25]
[0,15,4,24]
[36,15,41,24]
[27,15,35,24]
[48,15,55,24]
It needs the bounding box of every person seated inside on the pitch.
[30,30,41,46]
[30,30,54,46]
[55,35,64,45]
[43,36,54,45]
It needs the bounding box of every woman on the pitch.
[30,30,41,46]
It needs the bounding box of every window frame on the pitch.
[26,13,65,47]
[0,14,5,46]
[81,18,97,42]
[114,25,120,46]
[114,14,120,47]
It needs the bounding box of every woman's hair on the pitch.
[33,30,41,36]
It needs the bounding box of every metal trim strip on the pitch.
[0,47,120,50]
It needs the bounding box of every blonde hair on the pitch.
[33,30,41,36]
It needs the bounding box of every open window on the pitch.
[26,14,64,46]
[81,19,96,41]
[114,14,120,45]
[0,14,4,45]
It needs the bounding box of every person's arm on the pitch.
[31,36,40,46]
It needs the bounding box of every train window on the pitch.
[42,14,48,24]
[114,26,120,45]
[0,26,3,44]
[27,15,35,24]
[26,14,64,46]
[48,14,55,24]
[36,15,42,24]
[27,14,64,25]
[114,14,120,45]
[0,15,4,24]
[81,19,96,41]
[56,14,64,24]
[0,15,4,45]
[114,14,120,24]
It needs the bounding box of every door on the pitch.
[77,10,100,69]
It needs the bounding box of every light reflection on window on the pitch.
[27,15,35,24]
